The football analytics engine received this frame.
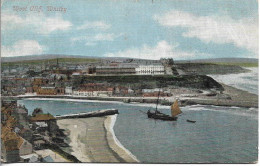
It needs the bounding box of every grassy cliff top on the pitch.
[2,58,99,66]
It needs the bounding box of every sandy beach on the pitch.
[57,115,138,163]
[179,83,258,108]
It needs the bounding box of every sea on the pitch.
[18,67,258,163]
[209,67,258,95]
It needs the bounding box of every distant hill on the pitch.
[176,58,258,63]
[1,54,100,62]
[1,55,258,66]
[176,58,258,67]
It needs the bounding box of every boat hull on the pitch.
[147,111,178,121]
[186,119,196,123]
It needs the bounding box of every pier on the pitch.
[55,109,119,119]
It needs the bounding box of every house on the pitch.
[93,90,113,97]
[142,89,172,97]
[32,77,48,86]
[25,87,34,94]
[11,106,31,130]
[73,90,93,96]
[1,126,33,162]
[19,128,33,143]
[20,153,39,162]
[42,155,54,162]
[6,116,17,129]
[33,139,47,150]
[65,87,73,95]
[31,114,58,133]
[1,107,11,124]
[73,85,114,97]
[37,87,56,95]
[114,86,129,96]
[56,87,65,95]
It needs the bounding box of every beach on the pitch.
[57,115,139,163]
[179,83,258,108]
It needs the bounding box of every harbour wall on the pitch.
[55,109,119,119]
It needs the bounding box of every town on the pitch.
[1,58,177,98]
[1,99,80,162]
[1,57,178,162]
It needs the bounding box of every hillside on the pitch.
[176,58,258,67]
[1,57,100,66]
[175,63,250,75]
[73,75,224,91]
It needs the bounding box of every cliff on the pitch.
[73,75,224,91]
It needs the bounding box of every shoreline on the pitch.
[13,82,258,108]
[57,115,139,163]
[105,114,139,162]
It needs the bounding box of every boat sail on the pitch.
[171,100,182,117]
[146,89,181,121]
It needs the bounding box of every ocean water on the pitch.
[18,99,258,163]
[209,67,258,95]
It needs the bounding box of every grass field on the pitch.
[2,58,100,66]
[211,62,258,67]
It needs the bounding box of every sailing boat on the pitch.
[147,89,182,121]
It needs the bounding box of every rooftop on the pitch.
[31,114,56,121]
[1,126,24,151]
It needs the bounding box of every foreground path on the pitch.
[57,116,138,163]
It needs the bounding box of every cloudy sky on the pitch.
[1,0,258,60]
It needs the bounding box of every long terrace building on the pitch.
[96,63,137,75]
[135,64,165,75]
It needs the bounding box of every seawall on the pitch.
[55,109,119,119]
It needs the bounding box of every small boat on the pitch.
[147,89,182,121]
[186,119,196,123]
[147,110,177,121]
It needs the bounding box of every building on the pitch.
[96,63,137,75]
[42,155,54,162]
[73,90,93,96]
[25,87,34,94]
[93,90,113,97]
[20,153,39,162]
[19,128,33,143]
[114,86,129,96]
[142,88,172,97]
[56,87,65,95]
[31,114,58,133]
[73,89,113,97]
[136,65,165,75]
[1,126,33,162]
[37,87,56,95]
[11,106,31,133]
[65,87,73,95]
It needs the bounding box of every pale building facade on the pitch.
[135,65,165,75]
[73,90,113,97]
[65,87,73,95]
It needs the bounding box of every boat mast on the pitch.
[155,88,161,113]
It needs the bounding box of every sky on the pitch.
[1,0,259,60]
